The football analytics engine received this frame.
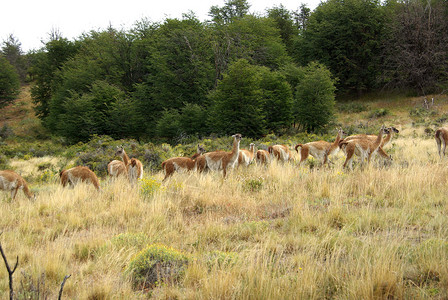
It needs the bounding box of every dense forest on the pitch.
[1,0,447,143]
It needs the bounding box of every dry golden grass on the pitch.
[1,122,448,299]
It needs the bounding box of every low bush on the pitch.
[126,244,190,289]
[205,250,239,268]
[110,232,150,249]
[368,108,390,118]
[337,102,369,113]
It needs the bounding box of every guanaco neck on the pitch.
[250,144,255,157]
[21,180,33,199]
[332,130,343,147]
[372,128,384,150]
[120,150,130,166]
[381,131,392,146]
[230,136,241,160]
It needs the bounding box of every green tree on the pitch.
[259,69,293,133]
[156,109,181,140]
[267,5,299,56]
[1,35,27,82]
[0,56,20,108]
[211,15,290,85]
[55,81,128,142]
[29,36,79,123]
[145,14,215,111]
[209,0,250,24]
[297,0,385,95]
[208,59,267,138]
[295,62,336,132]
[179,103,208,137]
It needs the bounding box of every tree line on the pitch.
[1,0,447,143]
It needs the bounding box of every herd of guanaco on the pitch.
[2,126,448,200]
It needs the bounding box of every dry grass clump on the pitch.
[1,123,448,298]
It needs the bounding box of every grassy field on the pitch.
[1,89,448,299]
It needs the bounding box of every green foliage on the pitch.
[368,108,390,118]
[110,233,150,249]
[267,5,299,56]
[0,56,20,108]
[156,109,181,140]
[209,0,250,24]
[295,62,336,132]
[297,0,385,94]
[29,37,80,122]
[224,15,290,70]
[126,244,190,289]
[260,69,293,133]
[0,123,14,140]
[208,59,267,137]
[140,176,163,198]
[1,35,28,83]
[243,176,264,192]
[205,250,239,268]
[179,103,208,137]
[337,102,369,113]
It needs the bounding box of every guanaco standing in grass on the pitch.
[340,126,399,160]
[107,147,127,177]
[59,166,100,191]
[204,134,242,178]
[340,125,389,169]
[435,127,448,159]
[115,146,143,184]
[0,170,35,200]
[161,145,206,181]
[238,143,255,167]
[268,144,293,162]
[295,128,346,166]
[255,149,270,165]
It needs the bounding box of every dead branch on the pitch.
[0,234,19,300]
[58,274,71,300]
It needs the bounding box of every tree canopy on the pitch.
[4,0,446,143]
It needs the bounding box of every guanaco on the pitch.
[0,170,35,200]
[238,143,256,167]
[340,126,399,160]
[115,146,144,183]
[161,145,206,181]
[340,126,389,169]
[268,145,293,162]
[295,128,345,166]
[60,166,100,191]
[435,127,448,158]
[255,149,270,165]
[204,134,242,178]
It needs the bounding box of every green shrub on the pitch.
[368,108,390,118]
[0,154,9,169]
[126,244,190,289]
[337,102,369,113]
[140,176,163,198]
[243,176,264,192]
[0,123,14,139]
[111,233,149,249]
[0,56,20,108]
[205,250,239,268]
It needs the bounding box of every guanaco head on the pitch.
[232,133,242,141]
[115,146,125,157]
[388,127,399,134]
[338,128,347,137]
[197,144,206,154]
